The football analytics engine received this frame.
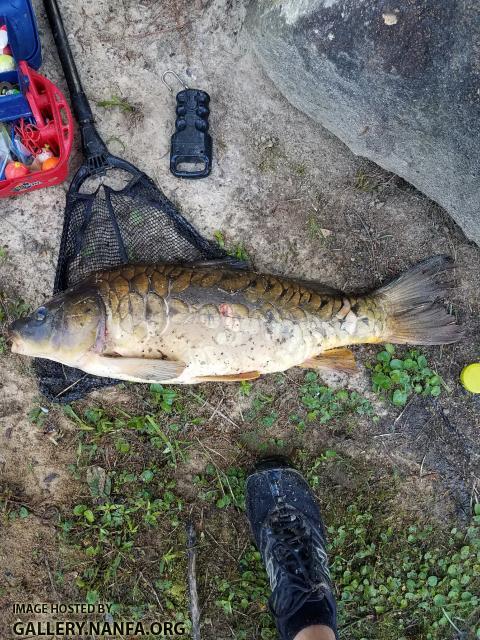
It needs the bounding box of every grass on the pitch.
[307,213,323,239]
[0,483,30,521]
[324,488,480,639]
[304,454,480,640]
[0,292,30,324]
[64,472,185,609]
[0,290,31,353]
[96,95,137,113]
[150,383,179,413]
[369,344,445,407]
[257,140,285,174]
[105,136,126,153]
[298,371,376,428]
[354,165,395,193]
[240,372,376,435]
[214,547,274,638]
[28,405,49,427]
[58,397,191,624]
[193,464,246,510]
[355,169,380,192]
[48,385,275,628]
[213,230,250,262]
[292,162,307,176]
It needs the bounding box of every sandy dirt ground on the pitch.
[0,0,479,637]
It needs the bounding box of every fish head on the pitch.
[9,287,105,364]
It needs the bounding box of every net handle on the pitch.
[43,0,93,124]
[43,0,109,161]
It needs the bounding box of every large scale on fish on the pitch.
[9,256,461,384]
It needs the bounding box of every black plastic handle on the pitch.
[43,0,109,168]
[43,0,95,125]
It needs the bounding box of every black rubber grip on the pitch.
[43,0,94,125]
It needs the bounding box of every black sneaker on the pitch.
[246,458,338,640]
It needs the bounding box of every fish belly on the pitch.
[165,310,318,381]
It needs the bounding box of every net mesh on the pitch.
[34,169,228,403]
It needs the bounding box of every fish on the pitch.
[8,255,461,384]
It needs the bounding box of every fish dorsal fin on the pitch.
[189,258,250,270]
[290,278,343,296]
[81,354,185,383]
[299,348,357,373]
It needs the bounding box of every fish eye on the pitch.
[35,307,47,323]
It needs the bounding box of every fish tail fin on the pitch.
[373,255,462,345]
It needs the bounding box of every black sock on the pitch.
[277,596,338,640]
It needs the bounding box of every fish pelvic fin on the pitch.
[81,354,186,383]
[194,371,261,382]
[374,255,462,345]
[299,348,357,373]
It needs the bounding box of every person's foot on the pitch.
[246,457,338,640]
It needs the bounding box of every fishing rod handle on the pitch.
[43,0,94,125]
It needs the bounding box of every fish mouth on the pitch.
[6,329,22,354]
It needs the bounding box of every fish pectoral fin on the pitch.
[85,355,185,383]
[299,348,357,373]
[194,371,261,382]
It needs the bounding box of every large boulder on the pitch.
[247,0,480,245]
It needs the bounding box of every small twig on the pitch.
[393,396,415,427]
[209,397,225,423]
[188,392,239,428]
[419,454,427,478]
[139,571,163,613]
[470,479,479,513]
[373,432,398,439]
[194,437,228,462]
[44,556,58,599]
[441,608,463,635]
[54,374,88,399]
[187,522,201,640]
[205,529,237,563]
[238,539,249,560]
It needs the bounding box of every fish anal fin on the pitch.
[299,348,357,373]
[195,371,261,382]
[82,354,185,383]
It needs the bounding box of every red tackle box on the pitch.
[0,0,73,197]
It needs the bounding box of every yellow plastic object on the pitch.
[0,54,14,72]
[460,363,480,393]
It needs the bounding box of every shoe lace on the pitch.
[267,501,326,618]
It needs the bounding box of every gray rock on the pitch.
[247,0,480,244]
